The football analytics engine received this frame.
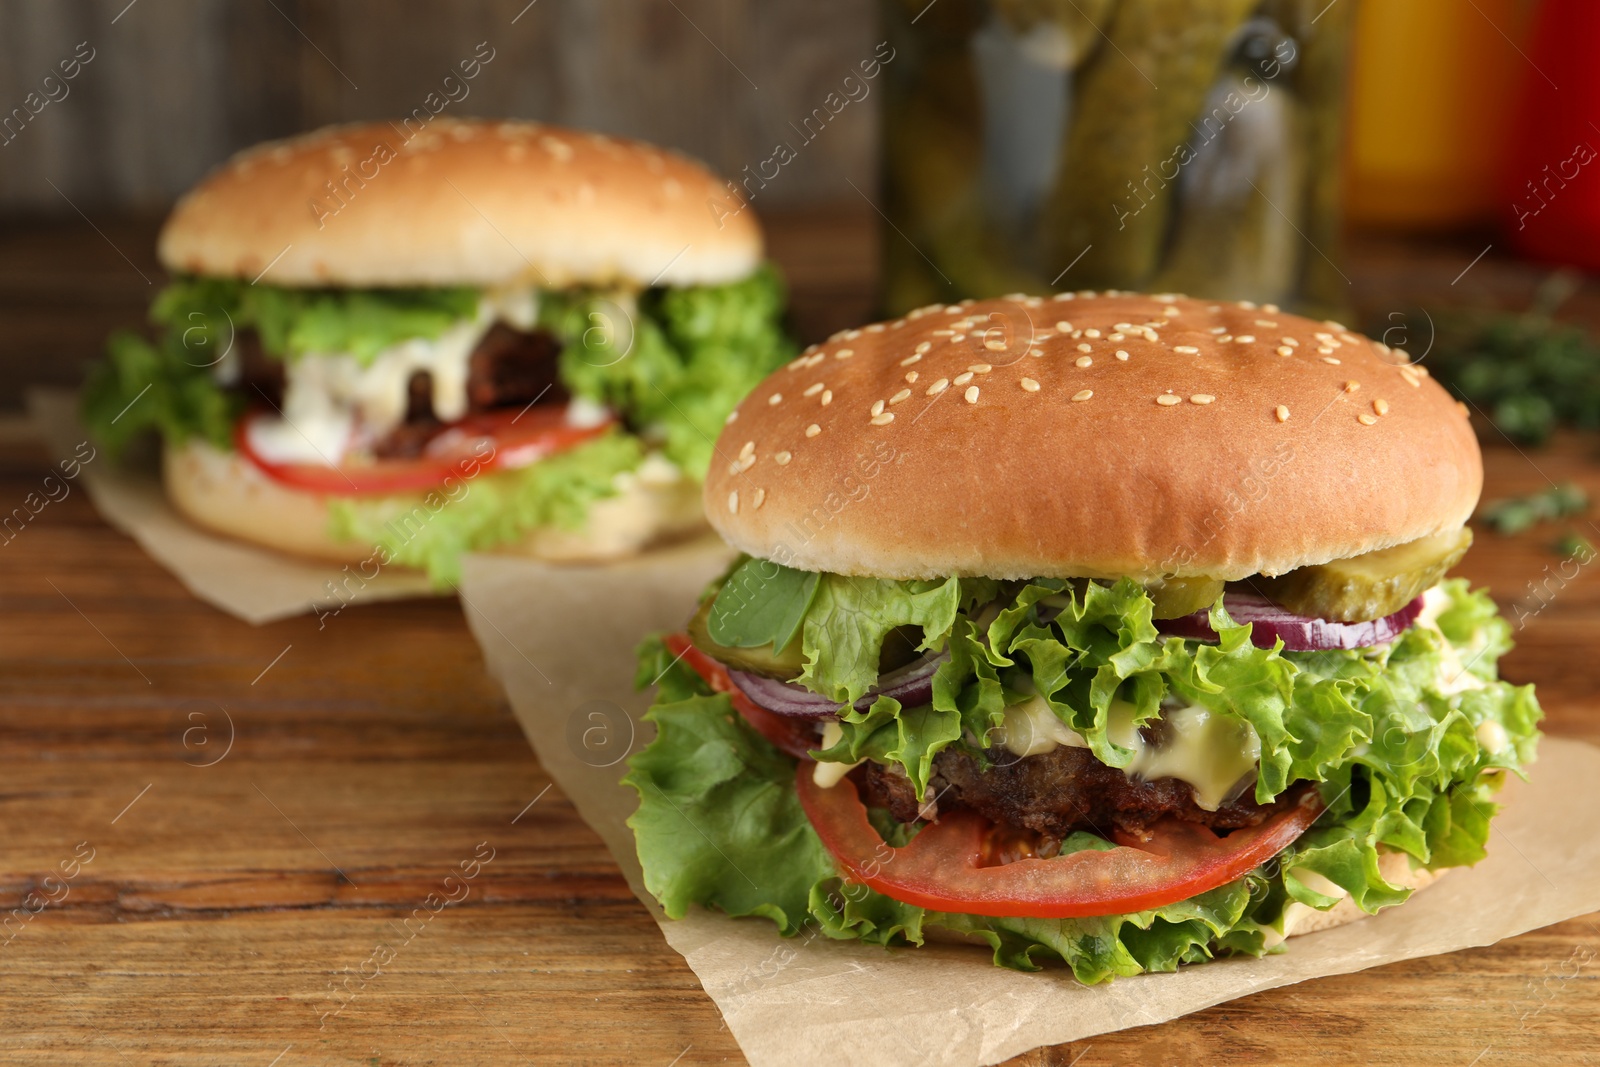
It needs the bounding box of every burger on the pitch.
[624,292,1541,980]
[83,119,792,581]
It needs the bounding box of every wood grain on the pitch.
[0,217,1598,1065]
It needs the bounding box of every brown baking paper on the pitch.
[459,547,1600,1067]
[29,388,440,624]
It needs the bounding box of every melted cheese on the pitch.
[240,286,541,466]
[812,721,861,789]
[998,694,1260,812]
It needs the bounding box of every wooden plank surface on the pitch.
[1,216,1598,1066]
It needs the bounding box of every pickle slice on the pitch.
[687,593,805,680]
[1143,575,1226,619]
[1255,528,1473,623]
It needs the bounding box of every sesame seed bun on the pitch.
[164,438,705,565]
[703,293,1481,581]
[157,119,761,289]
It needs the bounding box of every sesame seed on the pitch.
[1072,389,1094,402]
[954,371,975,385]
[821,390,833,406]
[1374,398,1389,415]
[1114,323,1132,331]
[1055,321,1074,332]
[1458,401,1470,416]
[870,399,885,416]
[1076,355,1093,368]
[890,389,911,405]
[915,341,932,354]
[871,412,894,426]
[1317,346,1335,355]
[1358,413,1378,426]
[1084,328,1102,339]
[900,353,922,366]
[969,363,993,373]
[1344,380,1360,392]
[1163,306,1181,317]
[1077,343,1092,353]
[805,424,821,438]
[927,378,949,395]
[1210,327,1228,335]
[951,334,966,343]
[752,488,766,509]
[1174,345,1200,354]
[836,348,854,359]
[964,386,980,404]
[1218,335,1233,343]
[1282,337,1299,347]
[1156,394,1182,406]
[1277,346,1293,356]
[866,323,885,333]
[1399,366,1422,387]
[1322,356,1341,365]
[775,450,792,465]
[1029,348,1045,358]
[1235,335,1255,343]
[1190,394,1215,405]
[1275,405,1290,422]
[945,305,962,314]
[739,440,755,458]
[1264,304,1280,313]
[1116,350,1129,361]
[727,491,739,514]
[844,329,862,339]
[1109,332,1125,341]
[1255,319,1278,327]
[1020,377,1041,392]
[768,393,783,405]
[803,383,824,397]
[725,410,738,424]
[905,371,919,384]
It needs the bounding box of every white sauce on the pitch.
[239,286,546,466]
[812,721,862,789]
[1416,585,1487,695]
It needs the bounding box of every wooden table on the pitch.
[2,214,1598,1066]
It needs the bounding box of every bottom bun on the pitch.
[164,437,706,566]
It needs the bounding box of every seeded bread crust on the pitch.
[158,119,761,289]
[704,293,1481,581]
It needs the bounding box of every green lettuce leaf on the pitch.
[326,431,644,585]
[152,277,481,363]
[543,264,795,476]
[82,330,240,457]
[708,556,820,653]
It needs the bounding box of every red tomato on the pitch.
[796,773,1323,919]
[235,406,613,496]
[664,633,818,761]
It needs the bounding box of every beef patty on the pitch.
[856,743,1297,841]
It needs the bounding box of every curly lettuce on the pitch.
[625,579,1541,979]
[540,264,794,477]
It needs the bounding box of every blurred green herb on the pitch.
[1417,272,1600,445]
[1555,531,1596,558]
[1478,483,1588,536]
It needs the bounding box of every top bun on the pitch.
[158,119,762,289]
[703,293,1481,582]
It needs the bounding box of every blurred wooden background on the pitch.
[0,0,884,411]
[0,0,877,210]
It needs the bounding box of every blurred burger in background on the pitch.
[84,119,792,581]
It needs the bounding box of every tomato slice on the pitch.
[796,773,1322,919]
[235,405,613,496]
[664,633,818,761]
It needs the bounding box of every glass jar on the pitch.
[879,0,1355,318]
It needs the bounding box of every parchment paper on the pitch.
[28,388,440,624]
[460,548,1600,1067]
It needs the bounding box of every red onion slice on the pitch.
[1157,591,1423,651]
[728,649,948,720]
